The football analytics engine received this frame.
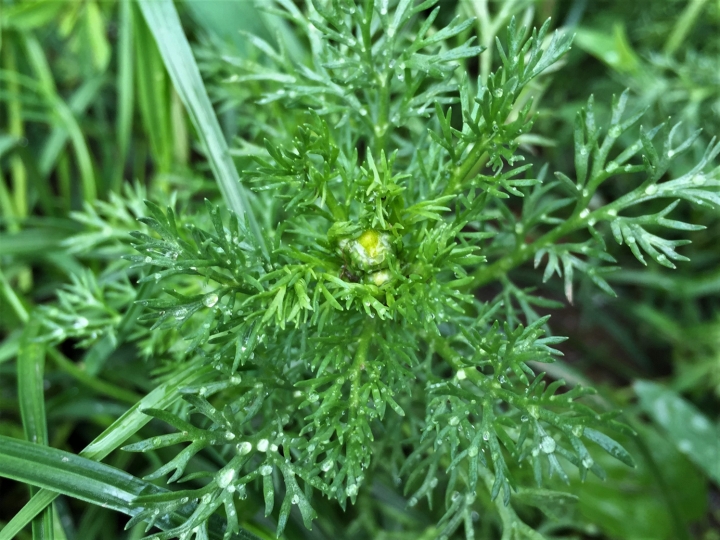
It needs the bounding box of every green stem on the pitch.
[446,139,488,195]
[374,69,391,157]
[47,348,142,405]
[3,42,27,219]
[0,267,28,322]
[664,0,709,56]
[477,467,545,540]
[349,321,375,411]
[324,187,346,222]
[0,169,18,232]
[467,212,587,289]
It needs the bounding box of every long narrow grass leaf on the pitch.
[137,0,267,256]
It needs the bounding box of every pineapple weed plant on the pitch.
[2,1,719,539]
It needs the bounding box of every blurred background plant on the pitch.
[0,1,717,539]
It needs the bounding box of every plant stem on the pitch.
[477,467,545,540]
[0,268,28,323]
[664,0,709,56]
[349,321,375,410]
[324,187,346,221]
[467,213,586,289]
[446,139,488,195]
[47,349,143,405]
[3,42,27,220]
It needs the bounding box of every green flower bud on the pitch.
[339,229,394,273]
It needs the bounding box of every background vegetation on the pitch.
[0,1,718,539]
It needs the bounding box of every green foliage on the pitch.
[1,1,718,540]
[110,1,715,538]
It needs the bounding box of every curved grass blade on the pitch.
[0,364,214,540]
[0,436,260,540]
[137,0,267,258]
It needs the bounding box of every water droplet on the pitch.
[73,317,89,330]
[237,441,252,455]
[217,468,236,489]
[482,431,490,441]
[260,465,273,476]
[174,308,187,320]
[203,294,219,308]
[582,456,594,468]
[456,369,467,380]
[468,446,479,457]
[645,184,658,195]
[144,256,153,263]
[321,459,333,472]
[61,456,69,463]
[225,431,236,440]
[449,416,459,426]
[540,436,556,454]
[257,439,269,452]
[291,494,300,504]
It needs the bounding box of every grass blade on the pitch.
[635,380,720,484]
[114,0,134,192]
[0,364,214,539]
[133,3,173,175]
[0,434,158,517]
[0,434,260,539]
[17,316,54,540]
[137,0,267,257]
[17,316,48,445]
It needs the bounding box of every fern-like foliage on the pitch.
[42,1,717,539]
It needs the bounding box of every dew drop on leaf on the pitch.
[540,436,556,454]
[237,441,252,455]
[203,294,219,308]
[217,468,236,489]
